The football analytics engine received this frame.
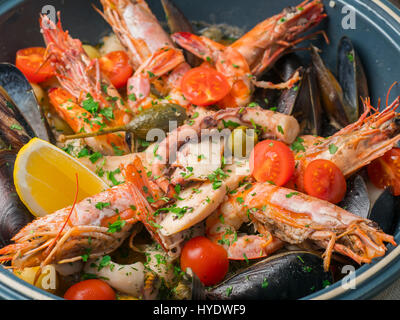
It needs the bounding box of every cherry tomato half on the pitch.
[303,159,346,204]
[99,51,133,89]
[64,279,116,300]
[181,67,230,106]
[367,148,400,196]
[180,236,229,286]
[16,47,54,83]
[249,140,295,186]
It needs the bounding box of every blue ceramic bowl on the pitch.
[0,0,400,300]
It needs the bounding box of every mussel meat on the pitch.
[311,45,354,129]
[0,63,53,142]
[0,86,33,150]
[274,54,323,136]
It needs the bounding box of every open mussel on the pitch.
[0,86,33,150]
[311,38,369,132]
[0,150,33,247]
[0,63,54,143]
[192,251,333,300]
[311,45,353,129]
[339,174,398,235]
[252,68,283,110]
[274,54,323,136]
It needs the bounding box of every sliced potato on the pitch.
[14,265,59,294]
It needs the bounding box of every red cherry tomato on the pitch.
[303,159,346,204]
[99,51,133,89]
[180,236,229,286]
[249,140,295,186]
[367,148,400,196]
[64,279,116,300]
[181,67,230,106]
[15,47,54,83]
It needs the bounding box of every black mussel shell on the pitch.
[337,37,369,123]
[0,150,33,247]
[253,68,283,109]
[202,251,332,300]
[339,175,370,219]
[369,188,397,234]
[0,63,53,143]
[274,53,303,81]
[161,0,201,67]
[340,174,397,235]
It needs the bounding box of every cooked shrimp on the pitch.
[293,97,400,190]
[0,158,155,269]
[172,0,326,107]
[231,0,327,76]
[40,14,130,154]
[48,88,128,155]
[217,181,396,270]
[97,0,191,113]
[206,194,284,260]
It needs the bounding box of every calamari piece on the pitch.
[160,161,250,236]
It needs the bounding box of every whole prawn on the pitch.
[40,14,131,155]
[293,97,400,190]
[172,0,327,108]
[96,0,191,113]
[0,158,157,269]
[207,181,396,270]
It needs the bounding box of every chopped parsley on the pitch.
[97,255,112,271]
[329,144,338,154]
[222,119,241,129]
[107,216,126,233]
[112,143,124,156]
[291,137,306,153]
[77,147,90,158]
[286,192,299,198]
[95,202,111,210]
[347,53,354,63]
[82,93,99,115]
[89,152,103,164]
[100,107,115,121]
[107,168,123,186]
[10,124,23,131]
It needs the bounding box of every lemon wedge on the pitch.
[14,138,108,217]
